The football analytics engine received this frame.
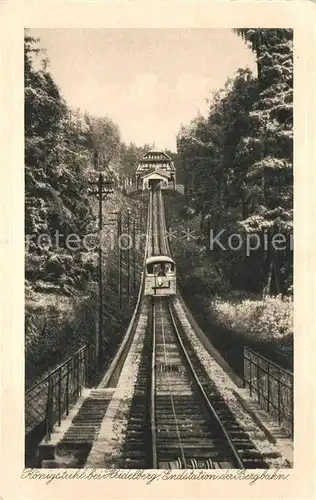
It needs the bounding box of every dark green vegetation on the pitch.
[25,34,148,387]
[177,29,293,297]
[164,190,293,375]
[25,192,146,387]
[171,29,293,374]
[25,34,175,387]
[25,28,293,388]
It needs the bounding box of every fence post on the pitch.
[69,357,75,404]
[277,368,282,426]
[290,387,294,438]
[58,368,62,425]
[243,348,246,388]
[249,356,253,397]
[79,350,82,394]
[84,346,88,387]
[76,352,80,398]
[256,355,260,404]
[66,360,69,415]
[45,377,53,442]
[267,363,270,413]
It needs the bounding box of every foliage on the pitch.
[164,190,293,375]
[164,191,230,296]
[24,34,148,385]
[176,29,293,296]
[25,35,94,275]
[118,142,152,180]
[210,294,293,341]
[84,114,121,174]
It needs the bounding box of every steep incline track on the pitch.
[153,298,268,468]
[40,187,271,469]
[151,298,267,469]
[121,188,268,469]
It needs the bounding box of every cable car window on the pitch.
[147,263,154,273]
[146,261,174,274]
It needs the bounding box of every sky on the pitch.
[30,29,256,151]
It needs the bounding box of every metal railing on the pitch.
[243,347,293,438]
[25,346,88,441]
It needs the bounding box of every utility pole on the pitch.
[88,170,113,371]
[132,219,136,301]
[108,211,119,291]
[127,208,131,306]
[118,211,123,310]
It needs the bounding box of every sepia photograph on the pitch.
[24,28,293,472]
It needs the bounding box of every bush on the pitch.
[210,294,293,341]
[163,191,293,374]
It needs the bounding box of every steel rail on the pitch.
[166,300,246,469]
[157,190,170,256]
[156,190,164,255]
[158,299,187,467]
[150,298,158,469]
[152,191,160,255]
[148,189,153,257]
[158,191,167,255]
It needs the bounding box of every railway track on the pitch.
[150,188,169,257]
[152,298,244,469]
[122,295,268,469]
[156,189,169,256]
[121,188,269,469]
[151,190,160,256]
[42,187,274,469]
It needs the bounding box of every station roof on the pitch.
[140,169,172,180]
[136,150,176,175]
[142,150,172,161]
[146,255,175,264]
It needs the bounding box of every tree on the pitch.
[118,142,151,180]
[236,29,293,295]
[25,34,94,290]
[177,29,293,295]
[177,70,258,234]
[84,114,121,172]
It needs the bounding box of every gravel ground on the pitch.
[173,297,292,468]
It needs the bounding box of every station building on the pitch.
[135,150,176,190]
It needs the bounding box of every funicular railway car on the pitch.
[144,256,176,296]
